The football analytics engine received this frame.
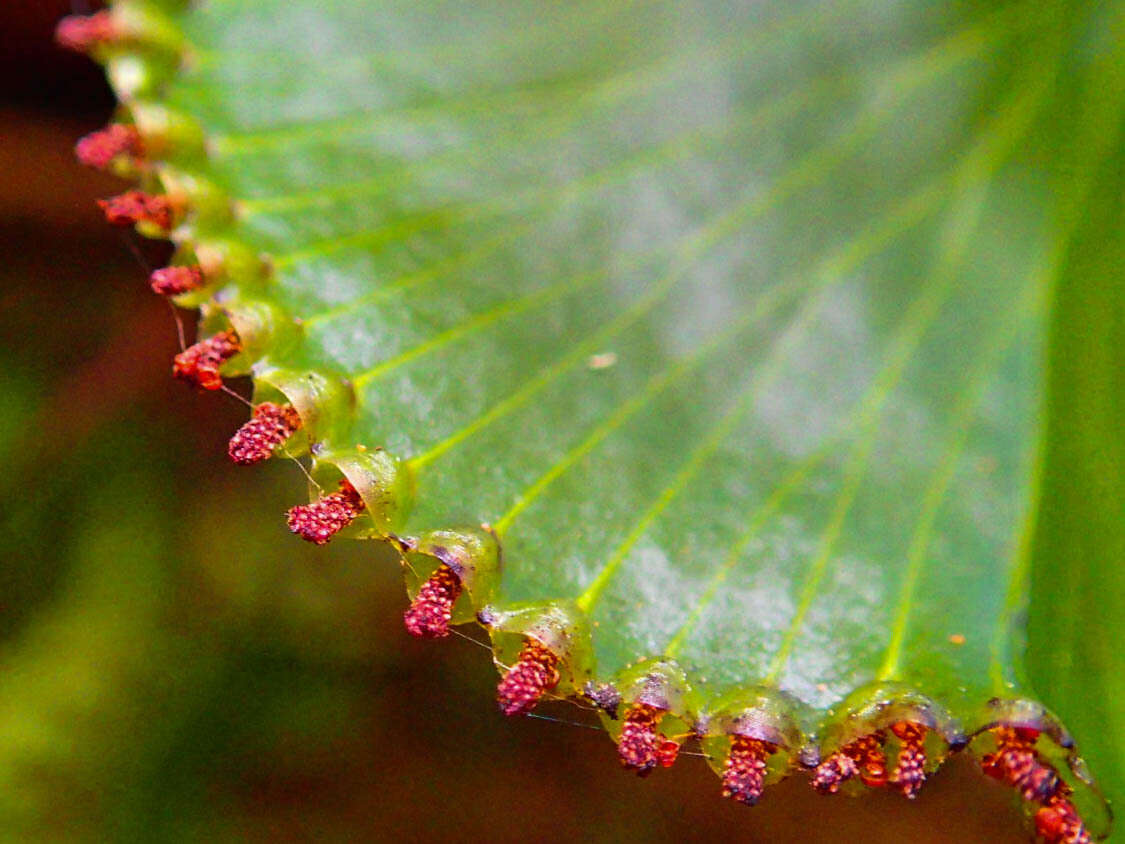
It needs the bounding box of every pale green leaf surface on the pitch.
[103,0,1121,826]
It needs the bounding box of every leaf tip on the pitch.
[97,190,173,230]
[981,726,1094,843]
[1034,800,1093,844]
[583,681,621,720]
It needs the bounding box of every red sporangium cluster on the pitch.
[813,721,930,798]
[286,479,366,545]
[55,11,119,52]
[66,17,364,554]
[75,124,143,170]
[228,402,303,465]
[889,720,928,799]
[70,65,219,391]
[403,563,463,639]
[813,730,887,794]
[1035,802,1093,844]
[173,329,242,391]
[150,265,206,296]
[721,735,776,806]
[616,703,680,775]
[496,639,560,716]
[97,190,174,230]
[73,118,213,360]
[981,727,1091,844]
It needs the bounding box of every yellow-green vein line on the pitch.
[762,295,954,682]
[666,192,987,657]
[762,216,984,685]
[270,22,916,282]
[271,206,468,269]
[485,83,971,540]
[346,139,800,392]
[205,0,862,155]
[333,146,784,393]
[575,174,967,617]
[407,85,948,469]
[661,149,1006,656]
[878,279,1045,682]
[763,51,1054,684]
[350,265,604,389]
[572,294,826,615]
[493,283,802,542]
[193,0,651,85]
[286,71,829,316]
[267,70,818,274]
[307,24,988,395]
[409,268,685,469]
[236,0,870,214]
[663,442,835,658]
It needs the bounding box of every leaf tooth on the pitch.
[55,11,119,53]
[150,265,205,297]
[75,124,143,171]
[403,563,462,639]
[286,479,365,545]
[496,639,559,717]
[889,721,928,799]
[403,529,501,635]
[981,726,1091,843]
[97,190,174,230]
[172,329,241,391]
[721,735,775,806]
[228,402,302,465]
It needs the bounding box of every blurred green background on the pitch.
[3,3,1108,841]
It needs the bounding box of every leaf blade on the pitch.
[101,0,1119,829]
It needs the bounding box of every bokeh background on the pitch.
[0,3,1087,841]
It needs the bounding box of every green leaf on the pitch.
[89,0,1120,832]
